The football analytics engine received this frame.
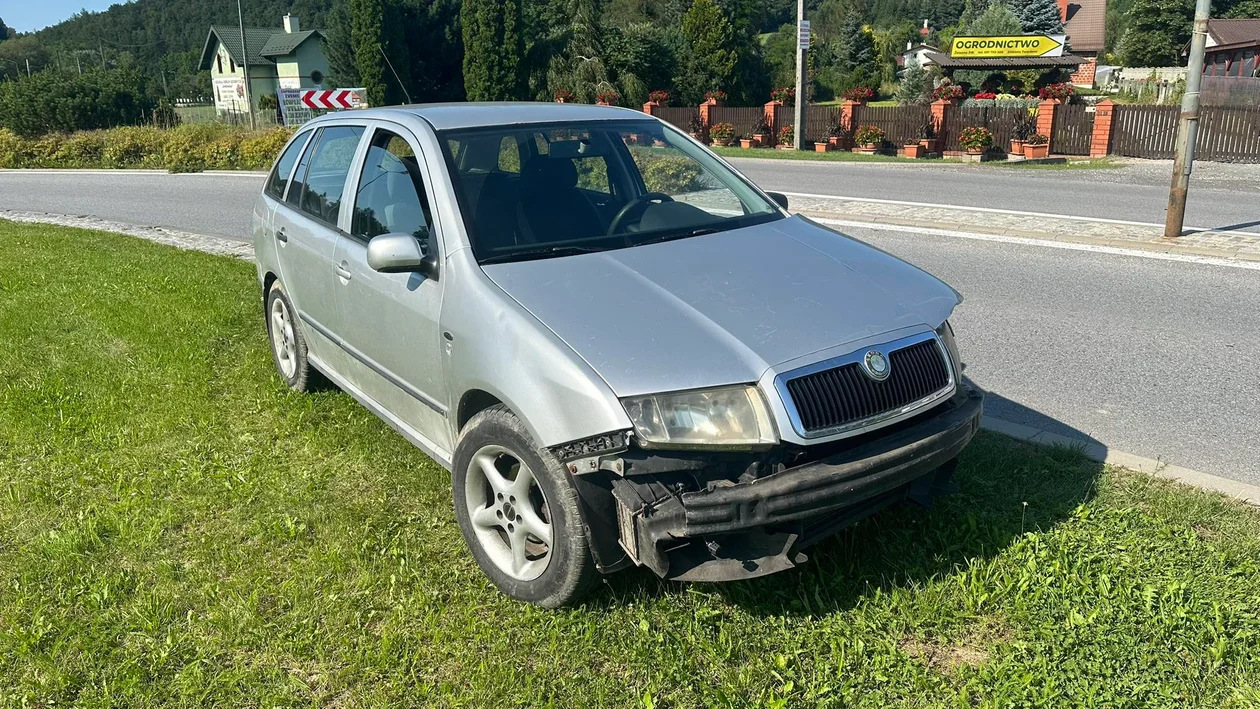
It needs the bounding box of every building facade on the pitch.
[198,15,330,114]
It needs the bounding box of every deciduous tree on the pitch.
[1117,0,1191,67]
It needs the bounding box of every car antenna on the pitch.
[378,46,413,105]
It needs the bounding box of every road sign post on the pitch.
[278,88,367,127]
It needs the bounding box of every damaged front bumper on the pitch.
[600,387,984,582]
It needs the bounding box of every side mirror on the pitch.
[766,192,789,210]
[367,230,438,278]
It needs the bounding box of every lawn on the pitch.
[2,220,1260,708]
[711,146,924,163]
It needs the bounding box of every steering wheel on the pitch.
[607,192,674,236]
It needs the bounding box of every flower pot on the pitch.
[1023,143,1050,159]
[739,138,756,149]
[854,143,879,154]
[903,144,925,158]
[965,147,985,155]
[919,138,940,152]
[1009,139,1025,154]
[814,142,832,153]
[752,133,769,147]
[713,139,732,147]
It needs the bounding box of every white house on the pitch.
[198,14,331,115]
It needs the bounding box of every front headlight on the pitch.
[621,385,778,448]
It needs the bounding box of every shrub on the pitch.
[959,126,994,151]
[704,90,727,102]
[1039,83,1075,101]
[709,122,734,143]
[648,90,670,104]
[932,83,964,101]
[842,86,874,102]
[53,132,107,168]
[0,67,157,137]
[853,124,885,146]
[778,124,793,146]
[769,87,795,104]
[0,124,294,172]
[0,128,26,168]
[633,150,703,193]
[101,126,165,168]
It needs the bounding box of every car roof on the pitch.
[316,102,658,131]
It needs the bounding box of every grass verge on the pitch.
[712,146,925,163]
[2,220,1259,708]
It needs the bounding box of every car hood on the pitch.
[482,215,960,397]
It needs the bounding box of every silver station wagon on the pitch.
[253,103,984,607]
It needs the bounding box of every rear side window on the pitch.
[288,125,365,225]
[265,132,309,200]
[352,130,434,252]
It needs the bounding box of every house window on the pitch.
[229,57,236,73]
[1228,52,1243,77]
[216,54,223,73]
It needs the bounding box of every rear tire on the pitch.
[264,281,318,392]
[452,405,598,607]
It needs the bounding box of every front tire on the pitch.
[452,405,598,607]
[264,281,318,392]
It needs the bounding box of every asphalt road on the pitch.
[2,166,1258,483]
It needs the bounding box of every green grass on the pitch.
[712,146,926,163]
[986,157,1124,171]
[3,220,1260,708]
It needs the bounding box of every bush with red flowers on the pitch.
[1038,83,1076,101]
[973,91,998,100]
[770,87,796,104]
[778,124,794,146]
[932,83,964,101]
[553,89,575,102]
[648,90,670,104]
[704,90,728,102]
[596,89,620,104]
[842,86,875,102]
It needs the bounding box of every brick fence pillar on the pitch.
[699,98,718,129]
[840,99,861,132]
[641,101,659,116]
[1090,99,1116,158]
[930,99,951,136]
[764,100,783,142]
[1036,98,1059,141]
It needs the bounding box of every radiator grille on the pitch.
[784,339,951,434]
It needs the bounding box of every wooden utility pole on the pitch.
[1164,0,1211,238]
[793,0,807,150]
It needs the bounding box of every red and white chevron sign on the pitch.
[300,89,363,110]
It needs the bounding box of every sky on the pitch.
[4,0,122,33]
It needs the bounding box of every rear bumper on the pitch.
[611,387,984,581]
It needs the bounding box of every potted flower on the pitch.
[1023,133,1050,159]
[777,124,794,149]
[710,122,735,147]
[647,89,670,105]
[752,117,772,147]
[704,90,728,105]
[903,137,925,158]
[553,89,575,103]
[595,89,619,106]
[687,114,708,143]
[918,121,940,153]
[1038,82,1075,102]
[959,126,993,155]
[827,120,851,149]
[842,86,875,104]
[932,83,964,102]
[973,91,997,100]
[769,87,796,105]
[853,124,885,153]
[739,134,757,149]
[1010,113,1034,154]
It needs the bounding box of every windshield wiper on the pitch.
[479,245,609,264]
[633,227,718,247]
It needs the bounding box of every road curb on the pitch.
[982,416,1260,506]
[797,210,1260,265]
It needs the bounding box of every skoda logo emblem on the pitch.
[862,350,891,381]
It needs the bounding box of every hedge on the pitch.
[0,124,293,172]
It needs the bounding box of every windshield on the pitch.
[439,120,783,264]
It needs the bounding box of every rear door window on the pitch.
[265,131,310,200]
[289,125,365,225]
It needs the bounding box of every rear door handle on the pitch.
[335,261,353,281]
[275,227,288,243]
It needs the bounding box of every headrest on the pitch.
[523,156,578,189]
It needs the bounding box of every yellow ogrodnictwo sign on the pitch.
[950,35,1066,58]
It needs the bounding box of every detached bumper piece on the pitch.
[611,389,984,582]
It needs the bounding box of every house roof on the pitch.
[1206,19,1260,46]
[926,51,1086,69]
[198,25,326,70]
[1063,0,1107,53]
[260,29,327,57]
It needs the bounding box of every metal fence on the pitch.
[710,106,765,141]
[852,105,931,147]
[656,106,698,132]
[1111,105,1180,159]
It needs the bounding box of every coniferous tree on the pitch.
[896,57,927,103]
[678,0,737,103]
[350,0,386,106]
[1011,0,1064,34]
[462,0,525,101]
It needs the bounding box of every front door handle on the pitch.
[275,227,288,243]
[335,261,353,281]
